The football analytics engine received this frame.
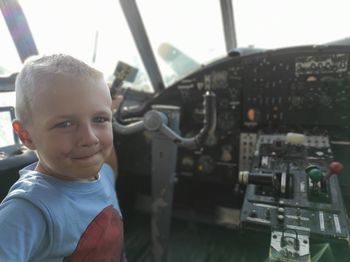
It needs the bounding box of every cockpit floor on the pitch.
[123,211,349,262]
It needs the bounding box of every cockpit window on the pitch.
[135,0,350,87]
[0,14,22,76]
[0,14,18,108]
[18,0,153,92]
[136,0,226,87]
[5,0,349,93]
[233,0,350,48]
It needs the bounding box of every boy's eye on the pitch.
[54,121,74,129]
[93,116,111,123]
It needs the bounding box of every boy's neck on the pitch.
[84,175,98,181]
[35,162,98,182]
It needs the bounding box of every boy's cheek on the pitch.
[44,137,75,155]
[103,127,114,144]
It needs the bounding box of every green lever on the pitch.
[305,165,324,182]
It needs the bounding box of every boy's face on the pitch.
[25,75,113,181]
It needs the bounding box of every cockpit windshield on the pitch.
[233,0,350,48]
[2,0,350,92]
[136,0,226,86]
[136,0,350,87]
[11,0,153,92]
[0,13,21,76]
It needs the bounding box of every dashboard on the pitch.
[118,45,350,218]
[116,45,350,259]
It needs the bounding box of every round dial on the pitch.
[197,155,215,174]
[218,111,235,132]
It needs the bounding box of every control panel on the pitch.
[118,46,350,246]
[242,49,350,128]
[176,62,242,184]
[239,133,349,260]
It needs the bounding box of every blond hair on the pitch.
[15,54,104,125]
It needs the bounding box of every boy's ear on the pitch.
[12,120,36,150]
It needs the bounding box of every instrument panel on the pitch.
[169,46,350,186]
[118,45,350,217]
[242,50,350,127]
[148,45,350,214]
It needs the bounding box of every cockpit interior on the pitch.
[1,0,350,261]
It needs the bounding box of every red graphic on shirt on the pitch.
[63,205,124,262]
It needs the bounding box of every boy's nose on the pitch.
[77,124,99,147]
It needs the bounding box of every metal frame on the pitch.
[0,0,38,62]
[119,0,165,93]
[220,0,237,52]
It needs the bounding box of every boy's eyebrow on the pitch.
[50,114,77,120]
[93,110,113,115]
[50,110,112,120]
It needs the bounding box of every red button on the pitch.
[329,161,344,174]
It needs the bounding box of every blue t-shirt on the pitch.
[0,162,124,262]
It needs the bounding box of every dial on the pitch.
[205,133,218,147]
[180,155,195,172]
[218,111,235,132]
[197,155,215,174]
[220,144,233,162]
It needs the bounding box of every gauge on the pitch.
[180,155,194,172]
[197,155,215,174]
[221,144,233,162]
[218,111,235,132]
[228,87,238,100]
[319,95,332,107]
[290,96,302,108]
[205,133,218,147]
[211,71,228,89]
[219,98,230,108]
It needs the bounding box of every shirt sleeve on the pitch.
[0,198,47,262]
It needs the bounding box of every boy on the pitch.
[0,54,125,261]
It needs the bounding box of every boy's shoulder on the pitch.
[2,162,120,224]
[4,163,115,206]
[7,162,60,200]
[5,163,106,200]
[0,163,122,260]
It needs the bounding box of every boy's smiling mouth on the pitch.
[71,150,101,160]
